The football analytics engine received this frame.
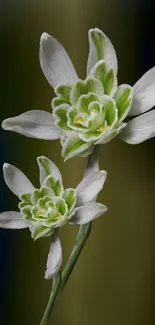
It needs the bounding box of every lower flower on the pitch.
[0,155,107,279]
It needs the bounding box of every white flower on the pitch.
[0,155,107,279]
[2,28,155,159]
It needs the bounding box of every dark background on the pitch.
[0,0,155,324]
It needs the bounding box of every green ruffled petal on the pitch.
[55,85,72,101]
[87,102,105,131]
[95,122,127,144]
[89,60,107,85]
[42,175,64,196]
[79,144,94,157]
[20,192,32,204]
[52,97,70,109]
[37,196,51,209]
[56,198,68,216]
[31,187,55,205]
[102,96,118,126]
[77,93,99,114]
[21,205,33,221]
[54,104,71,131]
[104,67,117,96]
[79,130,103,142]
[63,188,76,214]
[70,77,104,105]
[67,107,88,132]
[62,131,93,160]
[114,84,133,122]
[31,222,54,240]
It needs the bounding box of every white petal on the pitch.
[87,28,118,76]
[70,202,107,225]
[37,156,62,185]
[45,230,62,280]
[0,211,28,229]
[129,67,155,116]
[119,110,155,144]
[2,110,61,140]
[40,32,79,88]
[3,163,34,197]
[76,169,107,206]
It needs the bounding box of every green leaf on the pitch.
[114,84,133,122]
[63,188,76,213]
[55,85,72,101]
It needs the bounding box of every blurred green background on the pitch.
[0,0,155,324]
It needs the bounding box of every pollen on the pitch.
[53,212,62,221]
[97,124,107,132]
[37,211,44,217]
[76,118,83,125]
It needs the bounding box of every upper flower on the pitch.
[0,155,107,278]
[2,28,155,159]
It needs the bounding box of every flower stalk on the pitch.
[40,273,61,325]
[40,222,92,325]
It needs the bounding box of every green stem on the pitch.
[40,273,61,325]
[39,222,92,325]
[60,221,92,293]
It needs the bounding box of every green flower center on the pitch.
[53,65,133,137]
[18,175,76,240]
[52,60,133,159]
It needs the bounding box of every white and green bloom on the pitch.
[0,155,107,279]
[2,28,155,160]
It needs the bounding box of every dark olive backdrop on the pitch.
[0,0,155,324]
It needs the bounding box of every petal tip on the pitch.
[101,170,108,180]
[3,163,9,170]
[1,119,8,130]
[40,32,50,42]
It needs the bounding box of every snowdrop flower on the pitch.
[2,28,155,160]
[0,156,107,279]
